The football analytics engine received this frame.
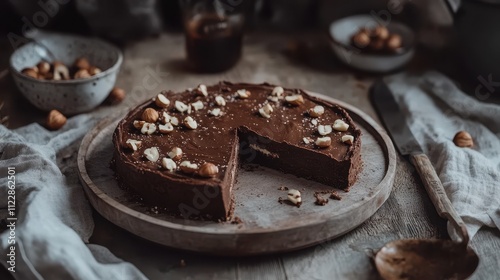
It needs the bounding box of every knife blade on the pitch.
[370,79,469,244]
[369,79,422,156]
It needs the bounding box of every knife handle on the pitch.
[410,153,469,245]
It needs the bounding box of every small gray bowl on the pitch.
[329,15,415,73]
[10,31,123,115]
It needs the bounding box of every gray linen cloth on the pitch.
[0,115,146,280]
[386,71,500,239]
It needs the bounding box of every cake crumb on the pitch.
[278,197,284,204]
[330,191,342,201]
[315,190,330,195]
[277,186,289,191]
[314,194,329,206]
[180,259,186,267]
[231,216,243,224]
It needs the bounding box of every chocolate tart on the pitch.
[112,82,362,220]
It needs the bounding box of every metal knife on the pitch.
[370,79,468,244]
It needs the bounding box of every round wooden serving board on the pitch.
[77,93,396,256]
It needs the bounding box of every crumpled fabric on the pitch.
[0,114,146,280]
[387,71,500,239]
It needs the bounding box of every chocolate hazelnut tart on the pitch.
[111,82,362,220]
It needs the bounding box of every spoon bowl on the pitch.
[375,239,479,280]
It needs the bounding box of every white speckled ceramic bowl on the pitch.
[329,15,415,73]
[10,31,123,114]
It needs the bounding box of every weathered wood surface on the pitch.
[78,93,396,255]
[1,33,499,279]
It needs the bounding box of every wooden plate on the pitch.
[77,93,396,256]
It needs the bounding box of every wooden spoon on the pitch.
[375,154,479,280]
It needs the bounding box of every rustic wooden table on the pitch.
[1,33,499,279]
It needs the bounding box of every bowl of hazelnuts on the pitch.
[329,15,415,72]
[9,32,123,114]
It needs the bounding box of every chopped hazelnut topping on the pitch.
[191,100,204,111]
[333,119,349,131]
[198,84,208,97]
[125,139,142,151]
[285,95,304,106]
[161,157,177,171]
[236,89,251,99]
[180,161,198,174]
[208,108,222,116]
[215,95,226,106]
[315,136,331,148]
[318,124,332,136]
[144,147,159,162]
[159,123,174,133]
[272,86,284,97]
[133,120,145,129]
[258,103,273,118]
[341,135,354,145]
[155,93,170,108]
[167,147,183,160]
[309,105,324,117]
[141,123,156,135]
[170,116,179,126]
[183,116,198,129]
[303,137,313,144]
[267,96,280,103]
[160,112,171,124]
[175,101,189,113]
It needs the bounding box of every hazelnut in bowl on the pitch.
[10,31,123,114]
[329,15,415,72]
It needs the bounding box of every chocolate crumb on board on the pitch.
[180,259,186,267]
[231,216,243,224]
[278,197,284,204]
[315,190,330,195]
[330,191,342,200]
[278,186,289,191]
[314,193,329,206]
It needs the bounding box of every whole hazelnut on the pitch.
[40,72,54,80]
[198,162,219,178]
[36,61,51,75]
[74,69,91,79]
[74,57,90,70]
[105,87,126,105]
[142,108,159,123]
[21,67,39,79]
[369,38,385,51]
[352,32,370,48]
[52,61,70,80]
[453,131,474,148]
[372,25,389,40]
[386,34,402,51]
[46,110,67,130]
[88,66,102,76]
